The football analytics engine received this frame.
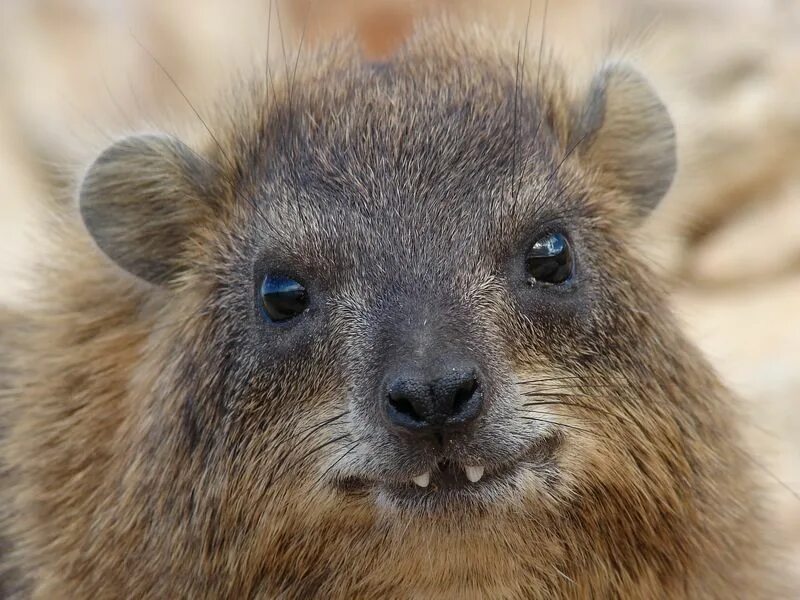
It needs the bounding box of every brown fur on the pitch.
[0,22,780,598]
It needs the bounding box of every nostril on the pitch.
[452,377,478,413]
[436,368,483,426]
[388,393,423,422]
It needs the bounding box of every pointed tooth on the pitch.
[413,472,430,488]
[465,465,484,483]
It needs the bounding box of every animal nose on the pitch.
[383,366,483,435]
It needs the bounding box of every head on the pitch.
[76,28,684,586]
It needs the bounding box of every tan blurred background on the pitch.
[1,0,798,581]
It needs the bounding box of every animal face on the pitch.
[78,37,676,521]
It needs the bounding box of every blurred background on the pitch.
[1,0,798,579]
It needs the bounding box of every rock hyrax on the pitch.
[0,23,778,598]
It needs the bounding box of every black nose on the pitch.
[384,366,483,435]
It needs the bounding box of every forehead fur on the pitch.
[233,27,575,178]
[209,27,594,281]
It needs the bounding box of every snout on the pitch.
[382,362,484,437]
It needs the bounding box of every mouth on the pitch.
[415,461,484,486]
[379,459,525,510]
[335,434,561,512]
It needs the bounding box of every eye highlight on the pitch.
[260,275,309,322]
[525,232,574,285]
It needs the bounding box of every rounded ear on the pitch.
[570,63,677,219]
[79,134,212,285]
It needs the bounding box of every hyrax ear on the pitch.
[79,134,212,285]
[570,63,676,219]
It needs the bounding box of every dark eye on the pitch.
[260,275,309,322]
[525,232,574,285]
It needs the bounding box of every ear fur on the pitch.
[571,63,677,218]
[79,134,212,285]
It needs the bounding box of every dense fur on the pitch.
[1,24,776,598]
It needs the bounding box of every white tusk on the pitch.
[465,465,484,483]
[413,472,430,488]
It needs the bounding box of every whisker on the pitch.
[264,412,346,482]
[291,0,312,108]
[516,374,625,385]
[294,410,350,445]
[276,432,352,483]
[511,41,522,202]
[274,0,290,76]
[519,415,601,437]
[531,0,550,148]
[536,0,549,97]
[743,453,800,504]
[275,0,291,115]
[128,33,235,174]
[520,384,621,393]
[513,0,535,202]
[265,0,278,106]
[296,432,351,463]
[522,400,631,425]
[521,391,581,398]
[314,440,360,488]
[530,127,594,223]
[521,0,535,83]
[519,385,623,395]
[102,76,134,128]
